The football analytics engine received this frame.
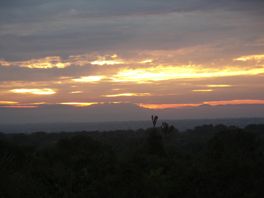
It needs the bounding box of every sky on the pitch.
[0,0,264,123]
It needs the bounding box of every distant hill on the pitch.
[0,103,264,125]
[1,117,264,133]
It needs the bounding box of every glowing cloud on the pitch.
[70,91,83,94]
[112,65,264,83]
[139,59,153,64]
[207,84,232,88]
[10,88,56,95]
[192,89,213,92]
[139,100,264,109]
[0,59,11,67]
[204,99,264,106]
[138,103,199,109]
[103,93,151,97]
[60,102,97,107]
[234,54,264,62]
[72,75,105,83]
[0,101,18,105]
[90,54,124,66]
[18,56,70,69]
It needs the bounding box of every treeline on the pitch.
[1,124,264,197]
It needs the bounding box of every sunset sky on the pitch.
[0,0,264,123]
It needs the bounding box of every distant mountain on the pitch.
[0,103,264,125]
[1,118,264,134]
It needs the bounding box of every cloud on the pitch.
[0,101,18,105]
[10,88,56,95]
[59,102,98,107]
[139,99,264,109]
[111,65,264,83]
[234,54,264,62]
[1,0,263,60]
[72,75,106,83]
[103,93,151,98]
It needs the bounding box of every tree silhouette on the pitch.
[151,115,158,128]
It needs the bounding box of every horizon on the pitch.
[1,117,264,134]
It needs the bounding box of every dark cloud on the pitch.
[0,0,263,51]
[0,66,93,82]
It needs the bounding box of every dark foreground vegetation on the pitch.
[1,124,264,198]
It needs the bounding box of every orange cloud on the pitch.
[207,84,232,88]
[112,65,264,83]
[103,93,151,97]
[0,101,18,105]
[90,54,124,66]
[59,102,98,107]
[138,103,199,109]
[10,88,56,95]
[70,91,83,94]
[72,75,106,83]
[192,89,213,92]
[0,59,11,67]
[204,99,264,106]
[139,99,264,109]
[139,59,153,64]
[234,54,264,62]
[19,56,69,69]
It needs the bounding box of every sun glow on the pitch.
[0,101,18,105]
[59,102,98,107]
[10,88,56,95]
[90,54,124,66]
[207,84,232,88]
[139,59,153,64]
[204,99,264,106]
[138,103,199,109]
[72,76,105,83]
[192,89,213,92]
[19,56,70,69]
[112,65,264,83]
[70,91,83,94]
[103,93,151,97]
[234,54,264,62]
[139,100,264,109]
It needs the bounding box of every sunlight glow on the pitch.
[72,76,105,83]
[0,59,11,67]
[139,100,264,109]
[19,56,70,69]
[103,93,151,97]
[0,101,18,105]
[112,65,264,83]
[10,88,56,95]
[70,91,83,94]
[90,54,124,66]
[234,54,264,62]
[59,102,98,107]
[204,100,264,106]
[192,89,213,92]
[207,84,232,88]
[138,103,199,109]
[139,59,153,64]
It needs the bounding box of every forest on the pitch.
[1,123,264,198]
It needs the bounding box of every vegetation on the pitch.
[1,123,264,197]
